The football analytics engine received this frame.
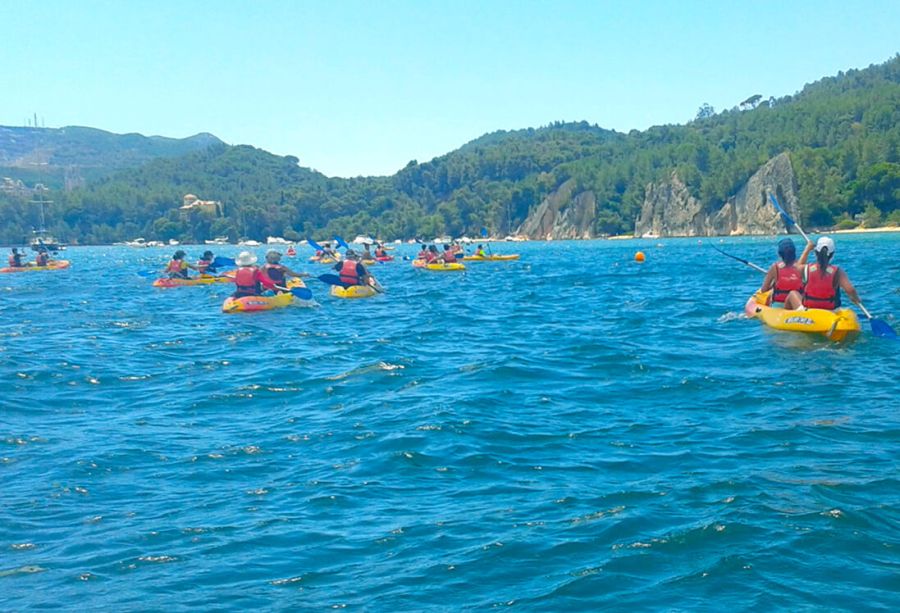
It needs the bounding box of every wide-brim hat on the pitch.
[236,251,257,266]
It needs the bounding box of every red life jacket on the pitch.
[772,262,802,303]
[8,254,18,267]
[36,253,48,266]
[803,264,841,310]
[197,259,211,274]
[375,248,386,257]
[442,251,456,263]
[417,250,428,259]
[166,259,186,277]
[263,263,286,284]
[425,252,438,262]
[339,260,360,286]
[234,266,261,296]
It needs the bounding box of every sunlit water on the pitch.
[2,236,898,610]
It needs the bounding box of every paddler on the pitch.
[8,248,25,268]
[262,250,309,292]
[374,243,388,258]
[475,244,488,258]
[196,251,218,275]
[784,237,862,311]
[165,250,198,279]
[231,251,278,297]
[416,244,429,260]
[758,238,814,304]
[439,244,458,264]
[450,241,464,258]
[322,242,339,260]
[424,245,439,263]
[362,243,374,260]
[34,249,50,267]
[334,249,376,288]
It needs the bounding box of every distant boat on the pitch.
[205,236,230,245]
[238,239,261,246]
[352,235,375,245]
[29,192,66,252]
[168,239,180,246]
[266,236,291,245]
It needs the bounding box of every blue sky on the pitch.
[2,0,898,177]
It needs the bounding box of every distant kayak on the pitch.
[330,284,378,299]
[153,272,234,288]
[309,256,339,264]
[462,254,520,261]
[375,256,394,262]
[426,262,465,272]
[744,291,861,342]
[0,260,70,273]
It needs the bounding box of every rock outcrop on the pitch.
[634,152,799,237]
[517,178,596,239]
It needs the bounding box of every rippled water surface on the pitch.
[2,237,899,610]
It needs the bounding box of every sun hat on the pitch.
[236,251,257,266]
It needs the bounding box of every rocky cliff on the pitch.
[517,178,596,239]
[634,152,799,237]
[517,152,800,239]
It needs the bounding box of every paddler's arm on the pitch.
[257,269,278,291]
[798,239,815,265]
[837,269,861,305]
[285,267,310,278]
[758,265,777,293]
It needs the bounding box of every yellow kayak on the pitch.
[309,256,339,264]
[744,291,861,342]
[153,273,234,287]
[1,260,70,273]
[222,279,307,313]
[426,262,465,272]
[330,284,378,299]
[462,254,520,261]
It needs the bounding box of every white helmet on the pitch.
[815,236,835,257]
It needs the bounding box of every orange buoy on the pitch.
[635,251,645,263]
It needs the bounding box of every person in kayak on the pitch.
[475,244,488,258]
[440,244,457,264]
[374,243,388,258]
[262,250,309,292]
[335,250,376,287]
[165,250,197,279]
[362,243,374,260]
[783,237,861,311]
[34,249,50,267]
[196,251,218,275]
[424,245,440,263]
[416,244,429,260]
[758,238,814,304]
[232,251,277,297]
[8,248,25,268]
[322,243,339,260]
[450,241,465,258]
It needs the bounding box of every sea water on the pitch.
[2,236,898,610]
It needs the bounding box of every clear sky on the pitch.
[2,0,898,177]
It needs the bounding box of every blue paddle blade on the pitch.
[481,226,488,237]
[334,236,350,250]
[307,238,323,251]
[870,318,898,339]
[212,256,235,268]
[769,194,797,228]
[290,287,313,300]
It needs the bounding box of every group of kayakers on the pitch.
[759,236,861,311]
[231,250,310,298]
[6,247,53,268]
[415,241,471,263]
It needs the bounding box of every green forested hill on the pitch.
[1,55,899,245]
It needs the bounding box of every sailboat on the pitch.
[29,192,65,253]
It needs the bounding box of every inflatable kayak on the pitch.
[0,260,70,273]
[426,262,465,272]
[744,291,861,342]
[462,254,520,261]
[153,273,234,287]
[330,284,378,299]
[222,279,309,313]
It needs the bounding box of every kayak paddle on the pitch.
[280,285,313,300]
[710,244,767,273]
[856,303,898,339]
[307,238,324,252]
[334,236,351,250]
[212,256,235,268]
[768,193,811,243]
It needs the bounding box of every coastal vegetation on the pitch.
[1,55,899,244]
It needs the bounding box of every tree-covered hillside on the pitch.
[1,55,899,245]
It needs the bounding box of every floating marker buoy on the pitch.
[635,251,645,263]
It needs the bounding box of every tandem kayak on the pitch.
[0,260,70,273]
[462,254,520,261]
[222,280,310,313]
[330,284,378,299]
[153,272,235,287]
[744,291,861,342]
[425,262,465,272]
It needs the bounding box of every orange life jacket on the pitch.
[803,264,841,310]
[442,251,456,263]
[263,263,286,284]
[234,266,261,296]
[339,260,360,286]
[772,262,802,303]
